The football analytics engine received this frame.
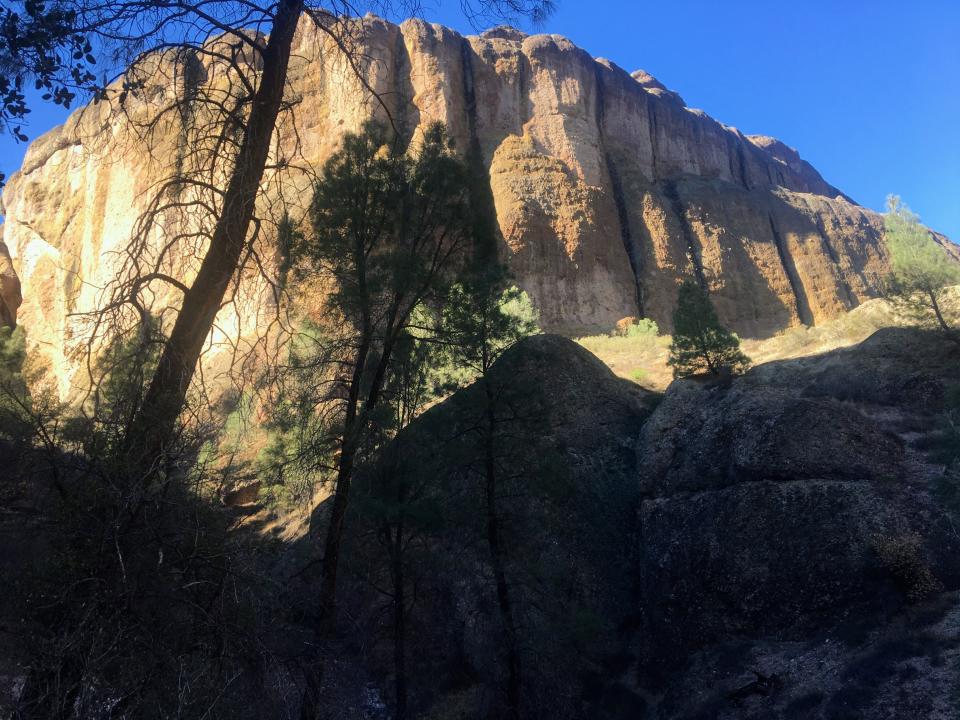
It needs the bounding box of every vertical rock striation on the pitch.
[1,15,952,392]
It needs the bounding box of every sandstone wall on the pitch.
[0,15,943,393]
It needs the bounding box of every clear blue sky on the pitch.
[2,0,957,238]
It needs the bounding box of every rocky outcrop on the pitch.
[4,322,960,718]
[632,328,960,718]
[326,334,658,719]
[332,328,960,719]
[636,330,959,659]
[1,15,953,391]
[0,239,20,329]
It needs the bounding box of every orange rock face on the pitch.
[0,16,951,393]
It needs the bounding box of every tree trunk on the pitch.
[317,334,370,634]
[126,0,303,465]
[482,378,522,720]
[928,288,960,347]
[698,329,717,375]
[318,435,358,633]
[391,521,407,720]
[319,327,402,633]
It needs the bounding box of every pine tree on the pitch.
[287,120,472,634]
[883,195,960,344]
[668,279,750,378]
[436,266,538,719]
[0,0,553,472]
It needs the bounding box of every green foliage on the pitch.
[0,325,27,393]
[435,269,539,391]
[264,121,476,507]
[885,195,960,293]
[255,321,341,506]
[0,325,31,440]
[3,319,267,718]
[274,211,300,293]
[624,317,659,338]
[883,195,960,336]
[576,330,665,360]
[667,279,751,378]
[0,0,96,155]
[499,285,540,335]
[294,120,469,331]
[59,319,163,459]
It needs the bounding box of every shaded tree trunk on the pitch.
[126,0,303,465]
[928,288,960,348]
[319,329,400,633]
[698,329,717,374]
[390,521,408,720]
[482,377,522,720]
[317,333,370,633]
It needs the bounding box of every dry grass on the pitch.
[576,295,921,391]
[576,332,672,391]
[741,296,903,367]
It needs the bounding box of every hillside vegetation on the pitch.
[578,289,960,390]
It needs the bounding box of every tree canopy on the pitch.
[1,0,555,470]
[883,195,960,342]
[667,279,750,379]
[284,120,475,635]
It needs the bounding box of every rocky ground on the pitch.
[3,327,960,718]
[300,326,960,718]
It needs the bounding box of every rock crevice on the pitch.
[768,212,814,326]
[0,15,939,387]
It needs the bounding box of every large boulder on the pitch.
[633,328,960,716]
[328,334,658,719]
[324,328,960,719]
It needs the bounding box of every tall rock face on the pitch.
[0,238,21,329]
[0,15,944,391]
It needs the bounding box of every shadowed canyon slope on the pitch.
[298,329,960,718]
[1,15,955,393]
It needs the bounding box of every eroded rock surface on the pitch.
[331,328,960,719]
[325,335,657,718]
[630,328,960,719]
[0,240,20,329]
[1,16,954,392]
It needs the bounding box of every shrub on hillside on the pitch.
[612,316,658,338]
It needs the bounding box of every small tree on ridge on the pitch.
[883,195,960,346]
[668,279,750,379]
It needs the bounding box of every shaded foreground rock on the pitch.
[329,335,658,718]
[632,328,960,716]
[302,328,960,718]
[4,326,960,718]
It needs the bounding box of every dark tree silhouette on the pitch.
[438,269,537,718]
[288,120,471,633]
[668,279,750,378]
[1,0,555,474]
